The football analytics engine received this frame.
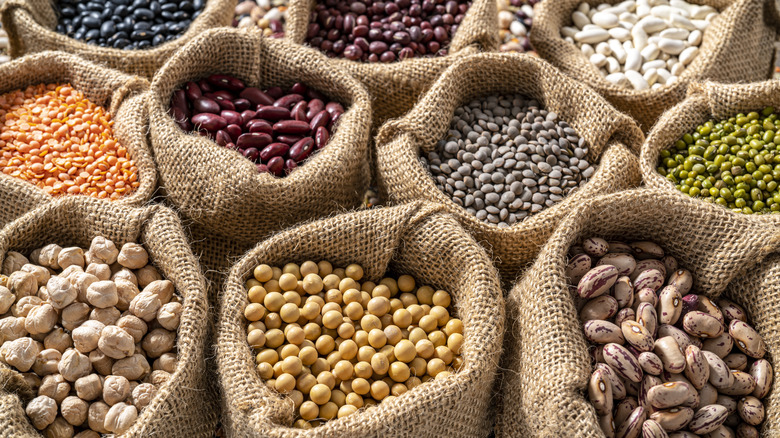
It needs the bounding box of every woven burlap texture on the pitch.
[148,28,372,243]
[284,0,499,128]
[0,197,216,437]
[0,0,236,78]
[0,51,157,229]
[375,52,644,282]
[217,202,504,437]
[495,187,780,437]
[531,0,777,131]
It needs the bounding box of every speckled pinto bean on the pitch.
[597,253,637,277]
[578,265,619,299]
[589,368,614,416]
[585,320,625,344]
[612,277,634,309]
[621,320,653,352]
[604,343,643,383]
[729,320,765,359]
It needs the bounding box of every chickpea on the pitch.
[61,395,88,426]
[146,369,171,386]
[112,268,138,287]
[152,352,177,374]
[156,302,182,331]
[8,272,36,300]
[71,272,97,304]
[44,328,72,353]
[84,281,118,309]
[74,431,100,438]
[2,251,29,275]
[41,276,74,310]
[112,279,140,312]
[58,348,92,381]
[85,263,111,281]
[87,237,119,265]
[0,316,28,342]
[141,328,176,358]
[26,395,58,430]
[12,295,42,318]
[32,349,62,376]
[25,303,58,335]
[4,337,42,372]
[135,265,162,288]
[117,243,148,270]
[131,383,157,411]
[0,286,14,314]
[86,401,111,433]
[112,354,150,381]
[98,325,135,359]
[116,315,148,344]
[143,280,174,305]
[104,402,137,434]
[20,264,50,288]
[74,374,103,401]
[89,350,114,376]
[58,247,85,269]
[103,375,131,406]
[129,291,162,322]
[39,374,71,403]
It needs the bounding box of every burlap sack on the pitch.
[284,0,499,128]
[0,51,157,229]
[375,52,644,282]
[217,201,504,437]
[495,187,780,437]
[0,196,216,437]
[148,27,372,243]
[0,0,236,79]
[531,0,778,131]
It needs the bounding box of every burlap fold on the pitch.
[148,27,372,243]
[531,0,777,131]
[375,52,644,282]
[0,0,236,78]
[496,187,780,437]
[0,196,216,437]
[0,51,157,229]
[284,0,499,128]
[217,202,504,437]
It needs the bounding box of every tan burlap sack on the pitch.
[531,0,777,131]
[284,0,499,128]
[217,202,504,437]
[495,187,780,437]
[0,51,157,229]
[0,196,216,437]
[0,0,236,78]
[375,52,644,282]
[148,27,372,243]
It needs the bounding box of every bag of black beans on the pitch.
[375,52,644,282]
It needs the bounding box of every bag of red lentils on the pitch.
[0,0,236,79]
[495,187,780,437]
[147,28,372,244]
[284,0,499,129]
[375,52,644,282]
[0,51,157,229]
[0,196,216,437]
[216,201,504,437]
[530,0,777,131]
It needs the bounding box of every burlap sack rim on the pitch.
[0,51,157,211]
[216,201,505,435]
[0,197,211,437]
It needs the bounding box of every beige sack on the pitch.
[217,202,504,437]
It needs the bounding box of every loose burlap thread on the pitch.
[284,0,499,128]
[495,188,780,437]
[0,0,236,79]
[148,28,372,243]
[0,196,216,437]
[217,202,505,437]
[0,51,157,229]
[375,52,644,282]
[531,0,777,131]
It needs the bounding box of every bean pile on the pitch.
[170,74,342,176]
[244,262,463,428]
[562,0,717,90]
[233,0,287,37]
[0,84,140,199]
[54,0,206,50]
[570,237,771,437]
[0,237,180,436]
[657,107,780,215]
[420,94,593,227]
[305,0,471,62]
[498,0,538,53]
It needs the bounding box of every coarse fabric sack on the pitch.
[531,0,778,131]
[0,51,157,229]
[495,187,780,437]
[284,0,499,128]
[148,28,372,242]
[0,0,236,79]
[375,52,644,282]
[642,79,780,225]
[0,197,216,437]
[217,201,504,437]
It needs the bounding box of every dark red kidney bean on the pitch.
[213,90,235,100]
[215,97,236,111]
[193,97,220,114]
[192,113,227,132]
[207,74,246,92]
[220,110,242,126]
[256,106,291,120]
[240,87,274,107]
[289,137,315,162]
[307,23,320,39]
[315,126,329,149]
[237,132,273,150]
[306,89,326,101]
[170,107,192,131]
[273,94,304,109]
[306,100,325,120]
[215,130,232,146]
[267,156,284,176]
[240,110,256,126]
[247,120,273,135]
[266,87,283,99]
[243,147,260,161]
[291,83,307,94]
[325,102,345,118]
[285,159,298,173]
[198,79,213,93]
[256,163,268,173]
[185,82,202,101]
[260,143,290,162]
[273,120,311,135]
[380,52,396,62]
[226,124,243,142]
[343,45,363,60]
[309,110,331,131]
[277,135,303,145]
[291,101,308,121]
[172,90,190,117]
[233,98,251,112]
[226,142,237,150]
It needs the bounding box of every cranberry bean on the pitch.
[191,113,227,132]
[193,97,220,114]
[256,106,291,121]
[273,120,311,135]
[260,143,290,162]
[240,88,274,107]
[236,133,272,150]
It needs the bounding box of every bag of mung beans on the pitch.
[375,52,644,282]
[0,196,216,437]
[495,187,780,437]
[0,0,235,79]
[0,51,157,229]
[283,0,499,129]
[147,27,372,243]
[531,0,777,132]
[216,201,504,437]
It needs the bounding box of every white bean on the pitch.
[658,38,685,55]
[671,62,685,76]
[641,59,666,73]
[624,49,643,72]
[607,56,622,73]
[573,11,591,30]
[606,72,629,87]
[609,27,632,41]
[575,28,611,44]
[625,70,649,90]
[640,43,660,61]
[659,28,689,40]
[590,53,608,67]
[687,29,702,45]
[631,26,648,50]
[592,11,620,28]
[610,39,628,62]
[643,68,659,86]
[679,46,698,65]
[562,26,579,39]
[638,16,666,33]
[581,43,596,57]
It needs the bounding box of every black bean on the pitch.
[100,21,117,38]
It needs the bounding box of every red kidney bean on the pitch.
[306,99,325,120]
[291,83,307,94]
[315,126,329,149]
[212,90,235,100]
[226,124,243,142]
[170,107,191,131]
[285,159,298,173]
[267,156,284,176]
[215,130,232,147]
[192,113,227,132]
[198,79,213,93]
[292,101,308,121]
[256,163,268,173]
[185,82,202,101]
[240,110,257,126]
[243,147,260,161]
[247,120,273,135]
[207,74,246,92]
[233,98,251,112]
[193,97,220,114]
[237,132,273,150]
[256,106,291,121]
[307,89,326,101]
[240,87,274,107]
[273,120,311,135]
[273,94,304,109]
[266,87,283,99]
[214,96,235,111]
[260,143,290,162]
[220,110,242,126]
[172,90,190,117]
[277,135,303,145]
[289,137,315,162]
[309,110,331,131]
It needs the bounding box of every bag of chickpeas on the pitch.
[530,0,777,131]
[284,0,499,129]
[375,52,644,282]
[0,196,215,437]
[0,0,235,79]
[496,187,780,437]
[216,201,504,436]
[0,51,157,229]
